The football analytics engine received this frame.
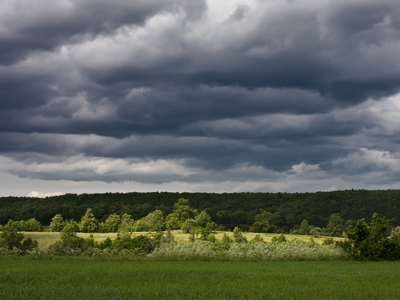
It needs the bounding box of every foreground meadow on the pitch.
[0,258,399,300]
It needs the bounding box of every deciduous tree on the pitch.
[80,208,98,233]
[50,214,65,232]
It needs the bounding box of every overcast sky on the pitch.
[1,0,400,197]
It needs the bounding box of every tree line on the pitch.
[1,190,400,232]
[1,198,358,238]
[2,210,400,261]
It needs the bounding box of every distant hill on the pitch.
[1,190,400,230]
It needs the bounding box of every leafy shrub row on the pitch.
[150,239,345,261]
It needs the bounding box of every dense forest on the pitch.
[1,190,400,231]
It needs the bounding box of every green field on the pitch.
[0,257,399,299]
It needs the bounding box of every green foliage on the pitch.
[64,219,80,232]
[199,227,211,240]
[325,213,344,237]
[21,237,39,252]
[338,213,400,260]
[3,190,400,233]
[152,239,344,261]
[271,233,287,243]
[189,229,195,243]
[102,237,113,249]
[195,211,211,228]
[119,213,134,233]
[49,214,65,232]
[0,221,39,253]
[1,218,44,232]
[0,221,24,250]
[390,226,400,244]
[173,198,198,222]
[322,237,335,246]
[233,227,247,243]
[80,208,98,233]
[181,219,196,233]
[60,223,87,249]
[20,218,44,232]
[113,234,153,254]
[250,211,271,233]
[207,233,216,243]
[150,232,164,249]
[221,233,233,244]
[97,222,107,233]
[85,236,95,248]
[104,213,121,232]
[299,219,310,235]
[147,210,165,231]
[250,234,264,243]
[165,213,180,230]
[310,227,322,237]
[162,231,176,244]
[134,218,148,232]
[206,221,218,231]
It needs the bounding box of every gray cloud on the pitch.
[1,0,400,193]
[0,0,207,65]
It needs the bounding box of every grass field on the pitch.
[0,257,399,299]
[23,231,343,249]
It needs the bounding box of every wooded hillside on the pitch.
[1,190,399,231]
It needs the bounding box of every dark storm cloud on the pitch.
[0,0,207,65]
[1,0,400,187]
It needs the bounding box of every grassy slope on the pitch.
[0,258,399,300]
[22,231,343,249]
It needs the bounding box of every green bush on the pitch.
[271,233,287,243]
[337,213,400,260]
[151,240,345,261]
[0,221,39,254]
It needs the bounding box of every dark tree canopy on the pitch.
[1,190,400,231]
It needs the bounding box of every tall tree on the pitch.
[80,208,98,233]
[299,219,310,235]
[50,214,65,232]
[147,210,165,231]
[119,213,134,232]
[104,213,121,232]
[233,227,247,243]
[165,213,180,230]
[173,198,198,223]
[251,211,271,233]
[325,213,344,237]
[0,220,24,250]
[195,211,211,228]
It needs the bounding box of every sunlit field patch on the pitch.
[23,231,343,249]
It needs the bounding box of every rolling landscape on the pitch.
[2,0,400,298]
[2,191,400,299]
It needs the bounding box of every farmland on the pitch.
[1,257,399,300]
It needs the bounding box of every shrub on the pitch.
[0,221,39,254]
[207,233,216,243]
[272,234,287,243]
[322,237,335,246]
[250,235,264,243]
[233,227,247,243]
[0,220,24,250]
[151,240,345,261]
[337,213,400,260]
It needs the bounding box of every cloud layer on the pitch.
[1,0,400,196]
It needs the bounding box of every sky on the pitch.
[1,0,400,197]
